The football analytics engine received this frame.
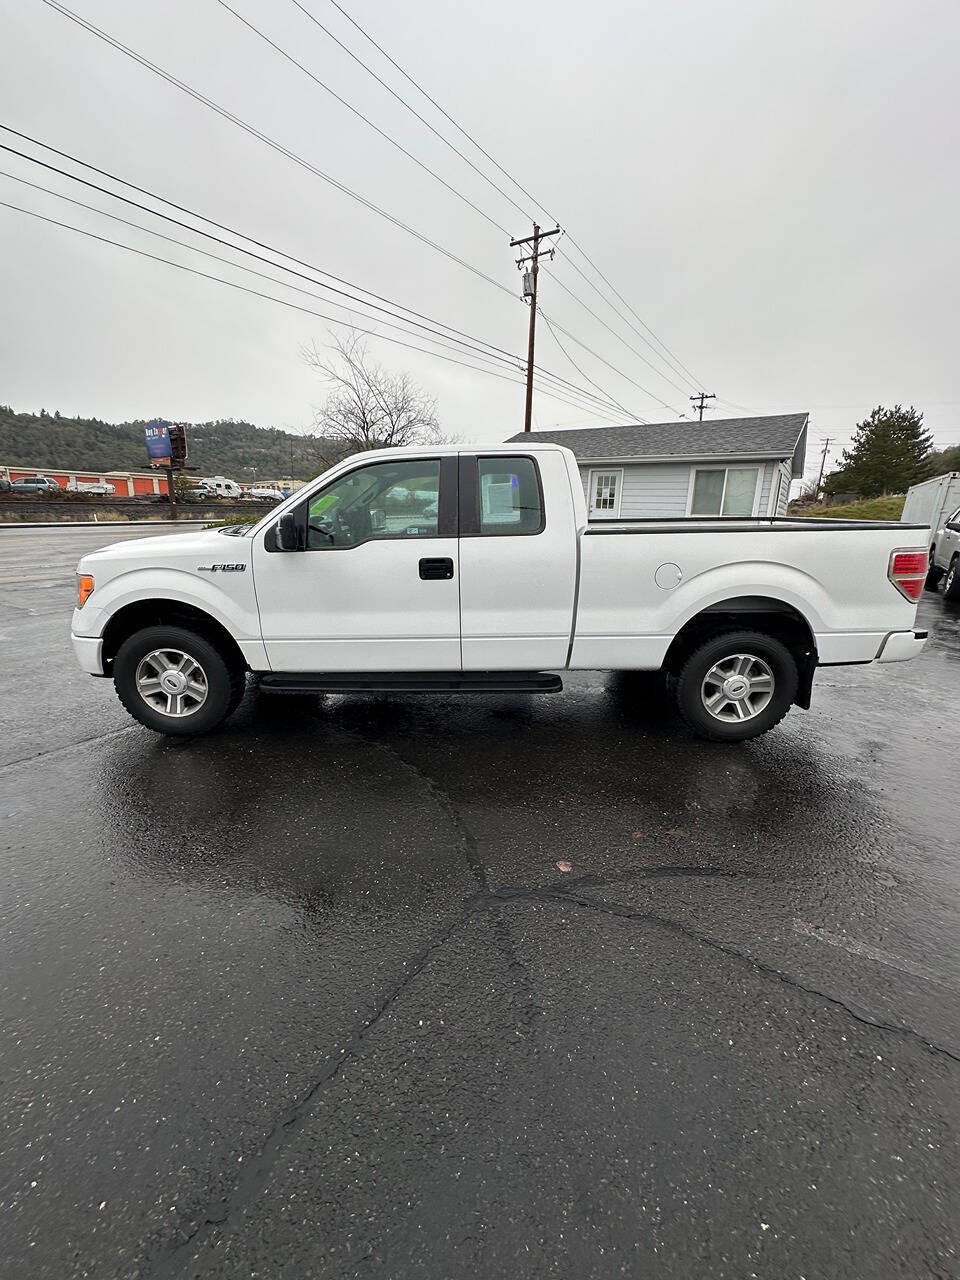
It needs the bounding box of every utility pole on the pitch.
[690,391,716,421]
[163,463,178,520]
[815,437,832,498]
[510,223,561,431]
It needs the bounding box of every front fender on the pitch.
[72,566,262,648]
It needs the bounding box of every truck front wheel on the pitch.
[944,556,960,602]
[673,630,798,743]
[113,625,245,735]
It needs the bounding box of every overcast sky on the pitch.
[1,0,959,481]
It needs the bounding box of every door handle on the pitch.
[419,556,454,580]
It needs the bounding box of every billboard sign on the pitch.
[145,420,171,467]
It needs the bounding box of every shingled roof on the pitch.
[506,413,809,471]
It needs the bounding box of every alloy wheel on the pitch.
[135,648,209,718]
[700,653,775,723]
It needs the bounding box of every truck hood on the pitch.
[77,527,252,580]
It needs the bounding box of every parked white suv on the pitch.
[71,444,928,742]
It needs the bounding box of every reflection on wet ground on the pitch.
[1,530,958,1279]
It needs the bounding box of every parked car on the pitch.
[72,443,929,741]
[0,476,11,494]
[11,475,62,494]
[66,480,116,496]
[243,486,285,502]
[932,506,960,600]
[903,473,960,598]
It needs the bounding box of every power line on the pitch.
[38,0,516,301]
[541,264,695,399]
[36,0,703,421]
[540,313,640,422]
[0,131,627,415]
[539,312,685,417]
[0,169,518,378]
[213,0,510,236]
[559,236,707,390]
[0,197,623,421]
[319,0,709,399]
[325,0,557,226]
[286,0,536,226]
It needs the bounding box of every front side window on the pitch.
[690,467,759,517]
[306,458,440,549]
[477,456,543,535]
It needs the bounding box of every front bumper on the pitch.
[875,629,927,663]
[72,633,105,676]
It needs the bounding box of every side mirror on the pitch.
[276,511,301,551]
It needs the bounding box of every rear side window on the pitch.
[477,457,543,535]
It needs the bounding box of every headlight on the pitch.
[77,574,95,608]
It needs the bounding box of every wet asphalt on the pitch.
[1,524,959,1280]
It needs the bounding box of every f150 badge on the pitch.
[197,563,246,572]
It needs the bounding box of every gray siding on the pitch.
[757,462,773,515]
[582,462,692,518]
[776,461,792,515]
[581,458,787,518]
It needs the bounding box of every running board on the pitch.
[258,670,563,694]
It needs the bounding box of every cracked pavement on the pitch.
[1,525,959,1279]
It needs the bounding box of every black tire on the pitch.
[673,629,798,743]
[113,625,245,736]
[944,556,960,602]
[925,549,944,592]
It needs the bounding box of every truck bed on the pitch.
[572,516,928,669]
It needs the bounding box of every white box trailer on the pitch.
[902,472,960,594]
[901,472,960,531]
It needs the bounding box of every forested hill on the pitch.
[0,405,334,478]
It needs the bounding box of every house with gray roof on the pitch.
[506,413,809,520]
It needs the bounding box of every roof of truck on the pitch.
[505,413,809,462]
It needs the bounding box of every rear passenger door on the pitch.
[457,451,577,670]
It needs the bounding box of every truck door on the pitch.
[457,451,577,670]
[252,455,460,671]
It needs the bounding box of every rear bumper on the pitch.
[875,629,927,663]
[72,633,105,676]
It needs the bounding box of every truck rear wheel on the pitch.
[113,625,245,735]
[944,556,960,601]
[673,630,798,743]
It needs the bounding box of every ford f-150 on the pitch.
[71,443,929,742]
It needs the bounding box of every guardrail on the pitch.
[0,497,277,523]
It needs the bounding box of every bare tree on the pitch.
[302,331,447,466]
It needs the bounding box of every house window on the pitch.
[588,468,622,518]
[689,467,760,517]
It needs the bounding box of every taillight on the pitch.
[888,550,927,601]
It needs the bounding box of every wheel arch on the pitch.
[662,596,818,709]
[101,599,248,674]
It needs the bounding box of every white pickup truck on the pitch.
[72,443,929,742]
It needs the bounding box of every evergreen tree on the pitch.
[825,405,933,498]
